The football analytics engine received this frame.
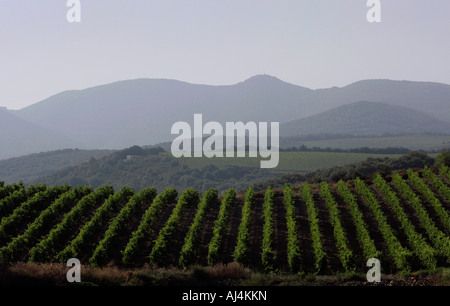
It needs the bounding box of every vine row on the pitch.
[121,188,178,266]
[337,180,381,261]
[354,178,412,271]
[301,183,327,273]
[28,186,114,263]
[283,185,301,273]
[90,188,157,267]
[207,188,235,266]
[179,188,218,268]
[57,187,134,263]
[150,188,199,267]
[319,182,354,273]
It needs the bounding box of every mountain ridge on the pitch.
[0,108,82,160]
[2,75,449,157]
[280,101,450,137]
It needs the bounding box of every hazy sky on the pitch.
[1,0,449,110]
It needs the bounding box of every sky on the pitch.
[1,0,449,110]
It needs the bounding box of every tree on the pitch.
[434,151,450,168]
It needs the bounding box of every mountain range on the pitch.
[2,75,449,159]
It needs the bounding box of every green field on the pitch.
[280,135,450,151]
[178,151,404,172]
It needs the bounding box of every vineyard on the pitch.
[0,166,449,277]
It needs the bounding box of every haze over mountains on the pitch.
[2,75,450,159]
[0,107,82,159]
[280,101,450,137]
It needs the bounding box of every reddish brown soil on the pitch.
[293,193,316,273]
[351,189,396,273]
[313,194,341,274]
[156,203,199,267]
[245,196,265,270]
[193,198,221,266]
[331,190,365,270]
[217,197,244,265]
[272,196,288,271]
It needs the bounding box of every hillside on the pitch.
[335,80,450,122]
[177,151,405,172]
[280,101,450,137]
[8,76,450,154]
[0,149,114,184]
[35,146,279,193]
[279,134,450,152]
[32,145,438,193]
[0,108,81,160]
[252,151,436,191]
[2,144,440,192]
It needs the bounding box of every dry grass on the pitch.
[7,262,67,284]
[0,262,447,286]
[0,262,129,285]
[194,262,252,280]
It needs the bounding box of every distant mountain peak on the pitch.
[240,74,290,86]
[244,74,281,82]
[239,74,311,91]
